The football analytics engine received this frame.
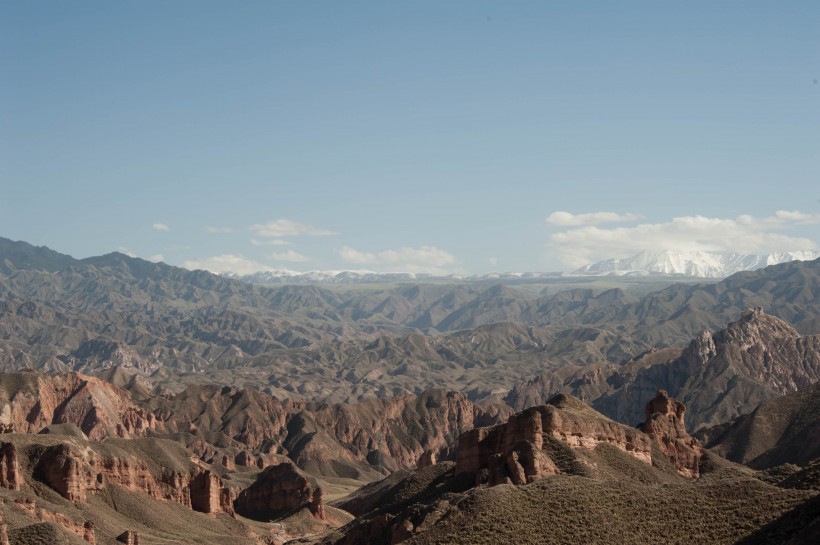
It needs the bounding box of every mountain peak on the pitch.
[574,249,819,278]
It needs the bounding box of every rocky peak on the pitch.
[681,329,717,368]
[234,461,326,521]
[638,390,702,478]
[715,307,800,348]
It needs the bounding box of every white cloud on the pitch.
[338,246,378,264]
[153,223,170,232]
[182,254,273,275]
[269,250,310,263]
[338,245,457,274]
[117,246,137,258]
[148,254,165,263]
[545,211,639,227]
[205,226,235,234]
[250,238,290,246]
[768,210,820,224]
[249,219,336,238]
[548,211,820,268]
[488,257,498,266]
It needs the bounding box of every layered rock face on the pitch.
[310,389,503,470]
[0,371,159,439]
[455,391,703,486]
[456,394,652,485]
[30,440,234,515]
[234,461,325,520]
[637,390,702,477]
[190,470,236,517]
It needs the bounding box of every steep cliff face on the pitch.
[0,371,159,439]
[0,443,20,491]
[190,470,236,517]
[455,391,703,486]
[637,390,702,477]
[25,438,234,516]
[311,390,491,471]
[233,461,325,520]
[455,394,653,486]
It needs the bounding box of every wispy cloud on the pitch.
[249,219,336,238]
[182,254,272,275]
[205,226,235,234]
[117,246,137,258]
[148,254,165,263]
[250,238,290,246]
[153,223,170,232]
[545,211,639,227]
[548,210,820,268]
[338,245,457,274]
[269,250,310,263]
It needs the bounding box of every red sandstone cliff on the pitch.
[637,389,703,477]
[0,371,159,439]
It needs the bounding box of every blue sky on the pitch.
[2,1,819,274]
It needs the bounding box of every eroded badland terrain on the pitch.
[1,237,820,544]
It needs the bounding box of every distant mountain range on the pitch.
[225,269,565,285]
[220,250,819,284]
[572,249,819,278]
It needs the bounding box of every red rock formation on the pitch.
[190,469,235,517]
[638,389,703,478]
[416,450,436,469]
[456,394,652,485]
[83,521,96,544]
[0,442,20,490]
[0,371,160,440]
[35,444,102,501]
[310,487,326,521]
[31,440,236,515]
[310,390,492,470]
[0,514,9,545]
[117,530,140,545]
[234,461,324,520]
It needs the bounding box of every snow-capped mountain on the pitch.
[573,250,819,278]
[222,269,565,285]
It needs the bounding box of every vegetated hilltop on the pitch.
[2,236,820,404]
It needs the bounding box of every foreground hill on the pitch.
[2,367,819,544]
[319,392,817,545]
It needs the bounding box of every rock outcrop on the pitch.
[29,439,235,516]
[0,514,8,545]
[234,461,325,520]
[117,530,140,545]
[190,469,236,517]
[456,394,652,485]
[0,371,159,439]
[0,442,20,490]
[637,390,702,477]
[83,521,96,545]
